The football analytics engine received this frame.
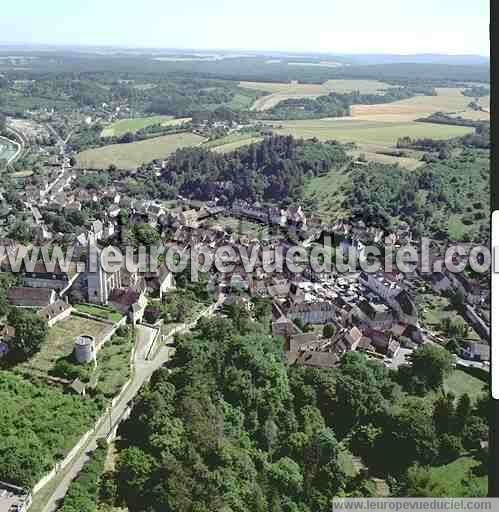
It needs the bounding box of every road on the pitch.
[0,125,24,164]
[39,298,222,512]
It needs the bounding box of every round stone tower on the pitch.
[74,335,96,364]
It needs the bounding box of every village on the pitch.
[0,149,491,374]
[0,37,492,507]
[0,161,492,507]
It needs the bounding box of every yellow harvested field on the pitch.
[77,132,205,170]
[351,88,479,122]
[241,79,394,111]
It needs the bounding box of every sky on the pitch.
[0,0,490,56]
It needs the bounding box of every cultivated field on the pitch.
[77,132,205,170]
[270,118,473,146]
[241,79,393,111]
[101,115,191,137]
[351,87,482,122]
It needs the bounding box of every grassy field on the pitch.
[77,132,205,170]
[347,143,424,171]
[351,88,480,122]
[101,116,191,137]
[91,331,133,398]
[427,456,487,497]
[14,315,112,380]
[74,303,123,322]
[444,370,487,402]
[303,163,351,221]
[228,93,258,110]
[270,118,473,146]
[204,132,264,153]
[240,79,393,111]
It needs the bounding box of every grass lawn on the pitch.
[101,116,191,137]
[90,331,133,398]
[15,315,112,380]
[77,132,205,170]
[74,303,123,322]
[427,456,487,497]
[270,119,473,146]
[444,369,487,402]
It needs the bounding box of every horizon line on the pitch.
[0,41,490,59]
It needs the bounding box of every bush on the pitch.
[52,356,89,382]
[116,325,129,338]
[144,306,161,324]
[438,435,463,464]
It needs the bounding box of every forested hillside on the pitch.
[105,306,488,512]
[343,149,489,241]
[157,135,350,204]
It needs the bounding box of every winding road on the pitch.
[0,126,23,165]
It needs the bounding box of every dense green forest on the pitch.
[0,73,260,115]
[0,52,489,84]
[156,135,350,204]
[103,306,488,512]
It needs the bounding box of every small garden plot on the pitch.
[74,303,123,322]
[14,315,112,381]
